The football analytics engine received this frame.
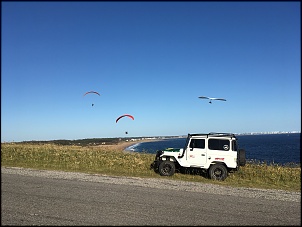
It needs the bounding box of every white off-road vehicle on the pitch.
[150,133,246,181]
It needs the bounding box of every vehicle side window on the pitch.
[189,139,205,149]
[208,139,230,151]
[232,140,238,151]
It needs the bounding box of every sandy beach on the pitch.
[98,139,156,151]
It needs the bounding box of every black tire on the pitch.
[208,164,228,181]
[158,160,175,176]
[238,149,246,166]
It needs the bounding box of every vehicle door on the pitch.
[208,138,232,163]
[186,138,207,166]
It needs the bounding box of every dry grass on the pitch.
[1,143,300,192]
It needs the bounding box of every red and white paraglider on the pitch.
[115,114,134,123]
[116,114,134,135]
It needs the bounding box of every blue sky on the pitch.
[1,1,301,142]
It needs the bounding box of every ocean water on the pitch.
[125,133,301,165]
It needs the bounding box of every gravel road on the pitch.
[2,167,300,202]
[2,167,301,225]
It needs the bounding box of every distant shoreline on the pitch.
[2,132,299,144]
[98,139,163,152]
[122,139,164,152]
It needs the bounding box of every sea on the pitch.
[125,133,301,166]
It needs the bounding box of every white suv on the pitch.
[150,133,246,181]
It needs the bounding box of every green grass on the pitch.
[1,143,301,192]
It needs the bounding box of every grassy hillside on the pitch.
[1,143,300,192]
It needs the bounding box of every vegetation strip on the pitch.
[1,143,300,192]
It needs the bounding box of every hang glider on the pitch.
[198,96,226,104]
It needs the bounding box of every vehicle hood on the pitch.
[163,148,181,152]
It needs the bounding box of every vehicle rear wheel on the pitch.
[158,160,175,176]
[208,164,228,181]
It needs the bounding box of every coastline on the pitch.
[99,139,161,152]
[122,139,163,152]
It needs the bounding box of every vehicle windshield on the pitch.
[184,134,191,150]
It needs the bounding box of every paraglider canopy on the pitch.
[116,114,134,123]
[83,91,100,96]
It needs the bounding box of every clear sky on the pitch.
[1,1,301,142]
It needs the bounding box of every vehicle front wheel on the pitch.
[158,160,175,176]
[208,164,228,181]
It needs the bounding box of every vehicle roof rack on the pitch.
[188,133,236,138]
